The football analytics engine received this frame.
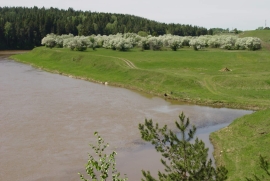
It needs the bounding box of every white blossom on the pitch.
[41,33,261,51]
[148,36,163,50]
[220,35,237,50]
[189,37,206,50]
[41,33,57,48]
[63,36,91,51]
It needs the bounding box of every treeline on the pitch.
[0,6,212,50]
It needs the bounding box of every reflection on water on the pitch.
[0,57,253,181]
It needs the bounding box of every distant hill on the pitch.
[240,30,270,50]
[0,6,210,50]
[239,30,270,43]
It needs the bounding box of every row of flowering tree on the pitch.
[41,33,261,51]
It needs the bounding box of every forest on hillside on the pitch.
[0,6,213,50]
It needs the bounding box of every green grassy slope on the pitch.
[12,46,270,110]
[210,109,270,180]
[239,30,270,42]
[10,32,270,180]
[209,30,270,180]
[240,30,270,51]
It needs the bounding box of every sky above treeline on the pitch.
[2,0,269,31]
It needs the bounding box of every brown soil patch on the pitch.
[219,67,231,72]
[0,50,30,59]
[262,42,270,51]
[0,50,30,55]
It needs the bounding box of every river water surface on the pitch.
[0,54,253,181]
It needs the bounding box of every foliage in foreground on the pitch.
[138,112,228,181]
[79,132,127,181]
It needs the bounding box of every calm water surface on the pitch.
[0,55,253,181]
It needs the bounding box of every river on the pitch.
[0,54,253,181]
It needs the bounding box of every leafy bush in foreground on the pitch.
[79,132,127,181]
[80,112,228,181]
[139,112,228,181]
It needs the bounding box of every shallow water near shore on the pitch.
[0,55,252,181]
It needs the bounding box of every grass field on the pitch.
[239,30,270,43]
[210,109,270,180]
[10,30,270,180]
[12,44,270,110]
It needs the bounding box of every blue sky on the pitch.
[2,0,269,30]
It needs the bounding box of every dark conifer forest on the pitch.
[0,6,212,50]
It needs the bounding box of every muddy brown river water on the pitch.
[0,54,253,181]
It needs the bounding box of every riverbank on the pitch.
[0,57,253,180]
[0,50,30,56]
[210,109,270,180]
[9,45,270,180]
[11,47,270,111]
